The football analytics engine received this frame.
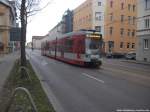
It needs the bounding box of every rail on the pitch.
[4,87,38,112]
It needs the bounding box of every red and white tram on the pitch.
[41,30,103,67]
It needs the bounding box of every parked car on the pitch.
[106,52,124,58]
[125,52,136,60]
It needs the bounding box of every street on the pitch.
[27,49,150,112]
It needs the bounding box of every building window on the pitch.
[89,14,92,21]
[132,30,135,37]
[133,16,136,25]
[128,16,131,24]
[127,43,130,48]
[132,43,135,49]
[98,2,101,6]
[95,12,102,21]
[0,33,2,42]
[128,29,131,36]
[120,42,124,48]
[95,26,101,32]
[121,3,124,10]
[121,15,124,22]
[145,0,150,9]
[133,5,136,11]
[128,4,131,11]
[110,27,113,35]
[110,13,113,21]
[110,1,113,8]
[120,28,124,36]
[144,39,149,49]
[145,19,150,28]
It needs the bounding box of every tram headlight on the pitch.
[85,54,91,58]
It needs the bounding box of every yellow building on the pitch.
[104,0,137,55]
[73,0,92,31]
[0,1,16,53]
[73,0,105,35]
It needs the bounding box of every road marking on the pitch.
[82,73,104,83]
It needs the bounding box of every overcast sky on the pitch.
[27,0,86,42]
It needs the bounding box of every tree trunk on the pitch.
[20,0,27,67]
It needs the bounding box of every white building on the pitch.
[136,0,150,62]
[47,22,63,40]
[92,0,105,36]
[32,36,45,49]
[73,0,105,36]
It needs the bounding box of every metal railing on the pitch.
[4,65,37,112]
[18,66,32,82]
[4,87,38,112]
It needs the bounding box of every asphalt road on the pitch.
[27,49,150,112]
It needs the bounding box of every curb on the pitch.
[122,60,150,66]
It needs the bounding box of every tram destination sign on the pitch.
[86,33,102,39]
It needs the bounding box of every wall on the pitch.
[73,0,93,31]
[0,3,10,52]
[136,0,150,62]
[104,0,137,54]
[92,0,105,35]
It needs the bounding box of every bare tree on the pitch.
[14,0,52,78]
[16,0,52,67]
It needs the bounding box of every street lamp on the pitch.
[55,36,57,59]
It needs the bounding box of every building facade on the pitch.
[136,0,150,62]
[73,0,105,35]
[104,0,137,55]
[47,22,64,41]
[0,0,17,53]
[26,42,32,49]
[32,36,45,49]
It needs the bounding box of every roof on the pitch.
[0,0,11,8]
[32,36,46,40]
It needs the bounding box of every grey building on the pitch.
[136,0,150,62]
[62,9,73,33]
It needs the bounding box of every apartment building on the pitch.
[0,0,17,53]
[104,0,137,55]
[73,0,105,35]
[136,0,150,62]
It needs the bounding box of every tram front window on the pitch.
[89,39,100,49]
[86,38,100,50]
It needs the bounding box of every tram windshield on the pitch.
[89,39,100,49]
[86,38,100,50]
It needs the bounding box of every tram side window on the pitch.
[78,39,85,54]
[65,38,73,53]
[57,41,62,52]
[51,43,55,51]
[45,42,49,50]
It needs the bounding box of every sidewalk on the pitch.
[0,51,19,93]
[122,59,150,66]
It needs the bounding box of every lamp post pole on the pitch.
[55,36,57,59]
